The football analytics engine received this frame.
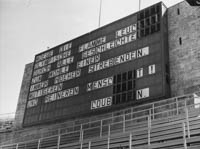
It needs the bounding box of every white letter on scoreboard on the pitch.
[137,68,143,78]
[136,88,149,100]
[91,97,112,110]
[148,64,155,74]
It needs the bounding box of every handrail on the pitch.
[1,102,200,148]
[1,105,198,146]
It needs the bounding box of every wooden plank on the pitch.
[149,138,184,148]
[190,128,200,136]
[151,127,183,138]
[59,142,81,149]
[132,138,148,145]
[187,136,200,143]
[151,123,182,134]
[189,118,200,126]
[188,145,200,149]
[131,144,148,149]
[150,132,183,143]
[109,142,129,148]
[110,133,129,143]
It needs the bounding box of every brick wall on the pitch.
[168,1,200,96]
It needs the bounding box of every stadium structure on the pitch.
[0,1,200,149]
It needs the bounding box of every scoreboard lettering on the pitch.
[91,97,112,110]
[87,77,113,92]
[29,83,63,100]
[23,3,170,126]
[116,24,137,38]
[45,86,79,103]
[48,66,69,78]
[27,99,38,108]
[82,31,137,59]
[77,54,101,68]
[35,50,53,63]
[136,88,149,100]
[54,69,81,84]
[88,47,149,73]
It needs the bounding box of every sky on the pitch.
[0,0,183,116]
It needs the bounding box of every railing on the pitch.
[1,92,200,148]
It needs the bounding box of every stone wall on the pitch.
[168,1,200,96]
[14,63,33,129]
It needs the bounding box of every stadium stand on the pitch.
[1,92,200,149]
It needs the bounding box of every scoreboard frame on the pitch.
[23,2,170,127]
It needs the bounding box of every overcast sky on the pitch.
[0,0,183,116]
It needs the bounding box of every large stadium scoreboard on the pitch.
[23,2,170,126]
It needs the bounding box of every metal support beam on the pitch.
[185,108,190,138]
[89,141,91,149]
[57,135,60,149]
[148,116,151,146]
[129,133,132,149]
[108,125,110,149]
[182,122,187,149]
[100,120,103,138]
[16,144,18,149]
[37,139,40,149]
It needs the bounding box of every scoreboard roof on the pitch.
[23,2,170,127]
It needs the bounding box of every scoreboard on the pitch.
[23,2,170,126]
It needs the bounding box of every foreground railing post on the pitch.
[152,103,155,120]
[16,144,18,149]
[100,120,103,138]
[37,139,40,149]
[57,129,61,149]
[107,125,110,149]
[148,116,151,146]
[182,122,187,149]
[185,107,190,138]
[80,124,83,141]
[129,133,132,149]
[88,141,91,149]
[57,135,61,149]
[80,124,83,149]
[176,97,179,115]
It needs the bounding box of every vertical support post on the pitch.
[16,144,18,149]
[57,129,61,149]
[176,97,179,115]
[89,141,91,149]
[80,124,83,149]
[123,114,126,133]
[57,135,61,149]
[107,125,110,149]
[185,108,190,138]
[100,120,103,138]
[37,139,41,149]
[129,133,132,149]
[152,103,155,120]
[182,122,187,149]
[80,124,83,142]
[148,116,151,146]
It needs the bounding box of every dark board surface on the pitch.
[23,2,170,127]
